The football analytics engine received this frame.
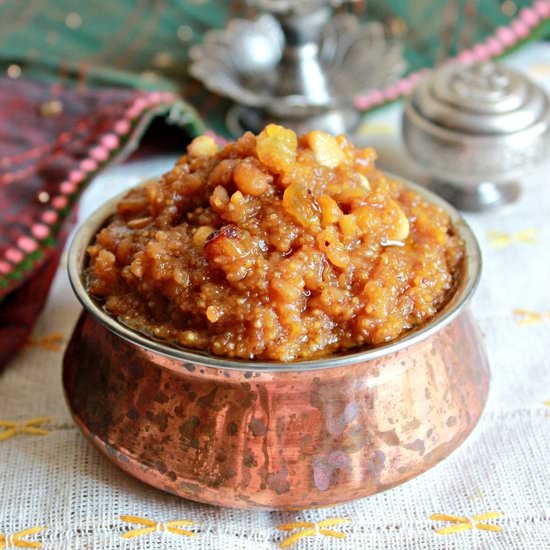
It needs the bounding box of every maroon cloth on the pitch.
[0,78,198,370]
[0,226,65,367]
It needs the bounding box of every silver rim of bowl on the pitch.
[67,174,482,372]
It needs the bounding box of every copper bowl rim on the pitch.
[67,173,481,372]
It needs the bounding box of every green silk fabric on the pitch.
[0,0,546,133]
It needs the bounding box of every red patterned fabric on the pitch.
[0,77,202,369]
[0,209,76,368]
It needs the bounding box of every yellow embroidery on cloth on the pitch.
[430,512,502,535]
[512,309,550,326]
[487,228,539,248]
[0,526,45,549]
[468,487,485,502]
[356,122,394,137]
[277,518,349,548]
[530,63,550,76]
[120,516,196,539]
[24,333,65,352]
[0,418,52,442]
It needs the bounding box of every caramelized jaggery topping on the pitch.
[86,126,464,361]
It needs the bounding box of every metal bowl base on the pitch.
[429,179,521,212]
[63,311,490,510]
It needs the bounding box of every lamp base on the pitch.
[429,180,521,212]
[226,104,360,137]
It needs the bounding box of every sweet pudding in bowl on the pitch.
[64,126,488,510]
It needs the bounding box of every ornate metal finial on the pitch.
[190,0,405,135]
[403,62,550,211]
[248,0,346,14]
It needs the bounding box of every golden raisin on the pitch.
[233,161,270,196]
[256,124,297,174]
[283,180,321,232]
[187,135,218,157]
[317,227,350,268]
[318,194,343,226]
[305,130,345,168]
[193,225,215,247]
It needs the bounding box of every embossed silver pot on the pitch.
[190,0,404,135]
[403,62,550,211]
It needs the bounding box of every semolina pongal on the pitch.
[86,125,464,361]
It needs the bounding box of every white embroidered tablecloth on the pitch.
[1,43,550,550]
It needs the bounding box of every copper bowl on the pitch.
[63,176,489,510]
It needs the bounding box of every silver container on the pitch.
[402,62,550,211]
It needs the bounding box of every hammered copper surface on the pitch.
[63,309,489,510]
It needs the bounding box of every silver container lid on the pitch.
[412,63,549,136]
